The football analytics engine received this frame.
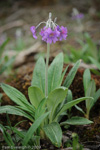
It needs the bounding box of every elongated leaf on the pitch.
[1,83,34,112]
[56,90,72,123]
[81,44,89,56]
[16,106,35,117]
[35,98,46,120]
[86,80,96,111]
[91,89,100,108]
[54,97,93,121]
[46,87,68,122]
[0,105,34,122]
[22,112,50,146]
[31,57,45,93]
[83,69,91,95]
[12,127,25,139]
[0,38,9,58]
[55,89,72,117]
[59,65,69,86]
[0,56,15,75]
[84,33,97,59]
[90,69,100,76]
[63,60,80,88]
[75,105,85,114]
[66,89,73,103]
[28,86,45,108]
[48,53,63,93]
[14,120,27,128]
[89,56,100,70]
[43,122,62,147]
[0,93,2,104]
[60,117,93,126]
[0,124,15,147]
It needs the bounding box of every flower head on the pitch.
[30,26,37,39]
[42,27,60,44]
[72,13,84,20]
[72,8,84,21]
[30,13,68,43]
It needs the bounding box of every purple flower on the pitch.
[72,13,84,20]
[41,27,60,44]
[39,27,47,41]
[56,25,61,32]
[30,26,37,39]
[57,26,68,41]
[39,27,46,37]
[31,25,67,43]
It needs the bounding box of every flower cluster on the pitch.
[72,13,84,20]
[30,13,68,44]
[72,8,84,21]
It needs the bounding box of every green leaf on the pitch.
[64,54,70,63]
[43,122,62,147]
[46,87,68,122]
[86,80,96,111]
[0,56,15,75]
[59,65,69,86]
[84,33,97,59]
[35,98,46,120]
[1,83,34,112]
[75,105,85,114]
[12,127,25,139]
[89,56,100,70]
[0,93,3,104]
[66,89,73,103]
[60,117,93,125]
[90,69,100,76]
[92,89,100,108]
[63,60,80,88]
[0,124,15,148]
[22,111,50,146]
[48,53,63,93]
[0,93,2,99]
[81,44,89,56]
[31,57,45,93]
[14,120,27,128]
[54,89,72,119]
[16,105,35,117]
[54,97,93,121]
[0,38,9,58]
[0,105,34,122]
[28,86,45,108]
[83,69,91,95]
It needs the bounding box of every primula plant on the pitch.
[75,69,100,119]
[30,12,67,98]
[0,13,93,148]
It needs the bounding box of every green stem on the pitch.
[45,43,50,97]
[85,110,89,119]
[85,108,90,119]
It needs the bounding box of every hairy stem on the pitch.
[45,43,50,97]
